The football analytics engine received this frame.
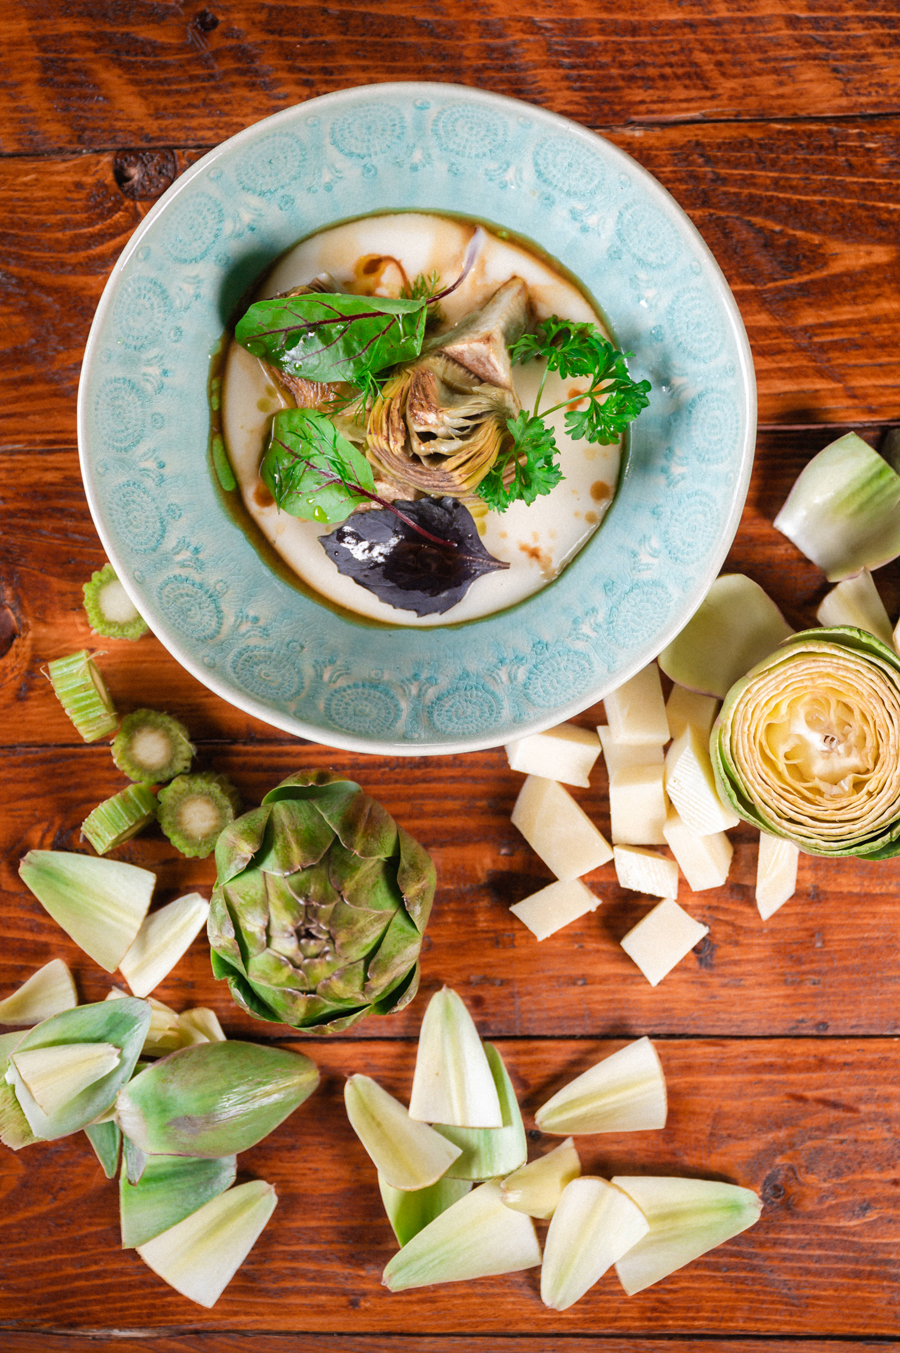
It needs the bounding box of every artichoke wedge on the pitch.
[713,626,900,858]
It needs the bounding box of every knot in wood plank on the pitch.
[112,149,178,201]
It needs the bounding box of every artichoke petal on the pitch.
[322,789,400,861]
[207,889,247,976]
[364,907,424,1001]
[397,826,438,933]
[214,806,272,885]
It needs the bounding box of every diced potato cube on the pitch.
[505,724,600,788]
[608,764,667,845]
[662,809,733,891]
[511,777,613,881]
[597,726,664,782]
[665,685,719,743]
[613,846,679,899]
[620,898,709,986]
[664,726,739,836]
[756,832,799,920]
[510,879,600,941]
[603,664,669,745]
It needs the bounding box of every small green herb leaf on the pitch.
[261,409,378,524]
[235,293,427,386]
[478,411,564,511]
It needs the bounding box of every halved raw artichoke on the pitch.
[713,626,900,858]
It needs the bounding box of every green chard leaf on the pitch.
[235,292,427,386]
[261,408,379,524]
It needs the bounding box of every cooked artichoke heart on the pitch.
[424,275,530,391]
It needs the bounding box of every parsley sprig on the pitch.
[478,316,651,512]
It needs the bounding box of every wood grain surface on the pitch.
[2,1,900,1347]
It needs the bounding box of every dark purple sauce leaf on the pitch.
[320,497,510,616]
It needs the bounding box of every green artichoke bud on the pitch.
[713,626,900,858]
[207,770,436,1033]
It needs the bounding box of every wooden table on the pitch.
[2,3,900,1348]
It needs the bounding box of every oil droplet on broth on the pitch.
[591,481,612,504]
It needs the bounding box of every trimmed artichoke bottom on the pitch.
[208,770,436,1033]
[713,626,900,859]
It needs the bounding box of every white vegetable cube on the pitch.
[505,724,600,788]
[607,764,668,845]
[664,726,739,836]
[613,846,678,900]
[603,664,669,745]
[665,685,719,743]
[510,879,600,941]
[511,777,612,881]
[620,897,709,986]
[662,809,733,892]
[756,832,799,920]
[597,725,664,781]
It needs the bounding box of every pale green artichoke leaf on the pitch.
[284,859,341,911]
[85,1120,122,1178]
[0,1084,41,1149]
[219,873,272,963]
[328,896,395,962]
[214,964,285,1025]
[364,908,424,1001]
[207,889,248,976]
[9,998,150,1141]
[370,962,420,1016]
[252,799,336,875]
[264,772,361,811]
[256,983,368,1031]
[316,957,368,1003]
[245,947,313,992]
[321,788,400,861]
[214,805,272,884]
[397,825,438,933]
[116,1041,319,1158]
[328,842,404,913]
[120,1152,237,1248]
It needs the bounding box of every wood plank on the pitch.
[3,0,900,156]
[3,742,900,1039]
[0,1039,897,1335]
[2,121,899,452]
[1,1341,895,1353]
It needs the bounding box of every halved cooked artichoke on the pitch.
[712,626,900,858]
[366,277,528,501]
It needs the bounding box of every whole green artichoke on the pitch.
[207,771,436,1034]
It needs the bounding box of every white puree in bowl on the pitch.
[222,214,621,626]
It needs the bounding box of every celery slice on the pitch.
[500,1137,581,1220]
[378,1173,472,1247]
[83,563,149,641]
[112,709,195,783]
[774,431,900,581]
[432,1042,527,1181]
[382,1179,541,1292]
[157,772,241,859]
[344,1073,462,1190]
[0,959,78,1024]
[119,892,210,999]
[535,1036,667,1135]
[5,998,150,1141]
[18,850,155,973]
[612,1175,763,1294]
[120,1152,237,1248]
[658,575,793,699]
[541,1176,650,1310]
[136,1179,277,1308]
[12,1042,120,1116]
[85,1119,122,1178]
[408,987,503,1128]
[46,650,118,742]
[816,568,894,646]
[81,783,157,855]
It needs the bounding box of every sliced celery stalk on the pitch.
[177,1007,226,1045]
[432,1042,526,1181]
[112,709,194,783]
[119,892,210,999]
[116,1040,319,1159]
[120,1152,237,1248]
[816,568,894,646]
[83,562,148,641]
[774,431,900,581]
[46,650,118,742]
[5,998,150,1141]
[658,575,793,698]
[18,850,155,973]
[378,1173,472,1247]
[500,1137,581,1220]
[85,1120,122,1178]
[81,783,157,855]
[137,1179,277,1308]
[535,1036,667,1135]
[12,1042,120,1116]
[0,959,78,1024]
[344,1074,462,1191]
[541,1176,650,1310]
[612,1174,763,1294]
[408,988,502,1128]
[382,1179,541,1292]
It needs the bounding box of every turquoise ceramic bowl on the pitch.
[78,83,755,755]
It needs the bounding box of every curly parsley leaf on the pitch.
[478,411,565,511]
